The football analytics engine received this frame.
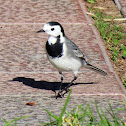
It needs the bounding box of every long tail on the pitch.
[86,62,107,75]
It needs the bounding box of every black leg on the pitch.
[64,76,77,91]
[56,72,63,99]
[62,76,77,95]
[59,72,63,91]
[56,76,78,98]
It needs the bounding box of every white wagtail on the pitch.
[37,21,107,98]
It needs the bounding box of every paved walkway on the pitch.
[0,0,126,125]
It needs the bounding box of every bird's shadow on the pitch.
[12,77,95,93]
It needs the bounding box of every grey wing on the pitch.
[66,38,84,58]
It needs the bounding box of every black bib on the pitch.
[46,37,63,58]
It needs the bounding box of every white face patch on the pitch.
[47,33,66,46]
[48,36,57,45]
[43,23,62,37]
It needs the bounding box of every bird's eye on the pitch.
[51,28,54,31]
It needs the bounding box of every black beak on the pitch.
[36,29,45,33]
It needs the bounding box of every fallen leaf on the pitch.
[26,102,36,106]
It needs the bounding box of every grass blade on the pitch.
[3,116,30,126]
[57,89,72,126]
[95,100,108,126]
[42,108,59,121]
[3,119,11,126]
[101,109,112,126]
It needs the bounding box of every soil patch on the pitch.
[85,0,126,87]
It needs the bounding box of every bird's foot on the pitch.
[56,92,63,99]
[56,88,70,99]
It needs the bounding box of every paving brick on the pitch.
[1,23,122,96]
[0,95,125,125]
[0,71,124,95]
[0,24,108,72]
[0,0,87,23]
[0,0,126,125]
[114,0,126,17]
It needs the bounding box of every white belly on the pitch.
[48,55,82,72]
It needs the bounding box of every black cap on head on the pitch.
[48,21,65,36]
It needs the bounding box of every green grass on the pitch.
[42,91,126,126]
[85,0,126,88]
[86,1,126,61]
[2,116,30,126]
[124,79,126,88]
[1,91,126,126]
[42,90,72,126]
[86,0,96,3]
[92,11,126,61]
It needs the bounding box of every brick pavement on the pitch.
[0,0,126,125]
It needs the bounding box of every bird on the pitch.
[37,21,107,98]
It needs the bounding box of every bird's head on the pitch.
[37,22,65,37]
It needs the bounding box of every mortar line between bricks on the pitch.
[0,93,125,97]
[0,22,89,25]
[0,71,57,74]
[0,71,98,74]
